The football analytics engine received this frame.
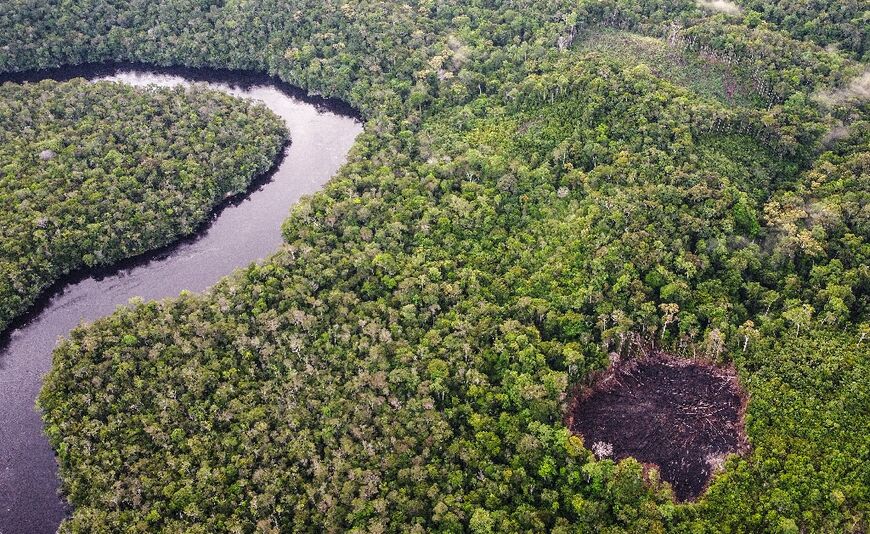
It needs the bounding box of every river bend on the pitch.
[0,65,362,533]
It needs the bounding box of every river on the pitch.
[0,65,362,533]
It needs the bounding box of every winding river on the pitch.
[0,65,362,533]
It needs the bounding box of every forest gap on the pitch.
[568,352,747,501]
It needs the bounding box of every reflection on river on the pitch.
[0,64,361,533]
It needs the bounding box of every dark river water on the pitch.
[0,65,362,533]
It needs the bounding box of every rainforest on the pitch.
[0,77,288,332]
[0,0,867,532]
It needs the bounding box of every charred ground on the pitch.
[568,355,746,501]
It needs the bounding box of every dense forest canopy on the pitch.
[0,78,287,332]
[0,0,866,532]
[733,0,868,60]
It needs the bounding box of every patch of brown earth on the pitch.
[567,353,747,501]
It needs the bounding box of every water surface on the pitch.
[0,65,361,533]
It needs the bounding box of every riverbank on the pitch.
[0,65,361,533]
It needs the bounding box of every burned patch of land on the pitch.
[568,355,746,501]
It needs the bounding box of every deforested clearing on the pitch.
[568,352,747,501]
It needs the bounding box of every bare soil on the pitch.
[567,353,746,501]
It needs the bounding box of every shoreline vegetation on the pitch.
[0,78,289,333]
[0,0,866,531]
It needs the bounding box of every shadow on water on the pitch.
[0,61,360,118]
